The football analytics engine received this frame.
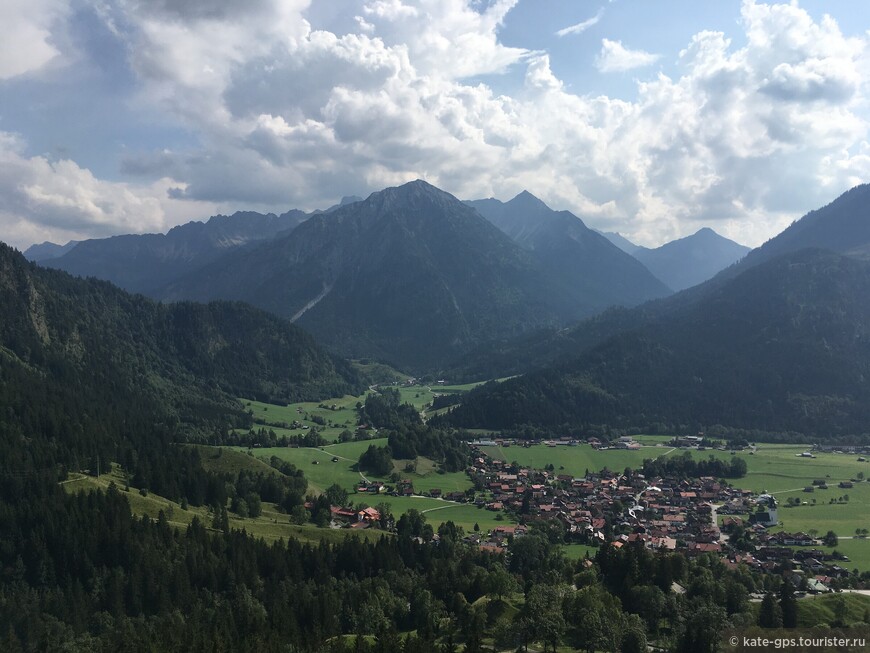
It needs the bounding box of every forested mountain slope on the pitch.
[442,249,870,438]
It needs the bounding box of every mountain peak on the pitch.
[365,179,461,213]
[633,227,751,291]
[507,190,549,212]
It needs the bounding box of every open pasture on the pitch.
[374,496,514,533]
[666,444,870,560]
[478,442,657,477]
[562,543,599,560]
[796,591,870,627]
[244,438,475,497]
[238,439,391,493]
[723,445,869,494]
[241,395,363,442]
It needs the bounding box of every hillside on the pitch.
[740,183,870,267]
[41,209,308,295]
[160,181,657,371]
[0,241,364,479]
[442,249,870,437]
[467,191,670,306]
[632,227,750,291]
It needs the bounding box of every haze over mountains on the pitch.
[631,228,750,291]
[599,228,750,291]
[160,181,674,370]
[442,248,870,437]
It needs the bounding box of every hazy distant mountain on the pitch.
[43,210,308,295]
[442,248,870,438]
[467,191,670,308]
[597,231,640,254]
[23,240,79,262]
[160,181,654,370]
[632,228,750,291]
[320,195,364,213]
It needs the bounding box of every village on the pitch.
[328,435,862,596]
[459,439,859,593]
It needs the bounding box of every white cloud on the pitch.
[556,9,603,38]
[0,131,222,249]
[596,38,661,73]
[4,0,870,251]
[0,0,69,79]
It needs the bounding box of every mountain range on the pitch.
[447,183,870,382]
[440,182,870,437]
[466,191,670,304]
[38,209,308,295]
[159,181,673,370]
[34,181,677,371]
[20,181,870,434]
[442,248,870,438]
[24,239,80,262]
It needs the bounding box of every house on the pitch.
[330,507,357,523]
[358,507,381,524]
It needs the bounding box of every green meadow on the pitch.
[238,392,870,551]
[241,394,364,442]
[796,592,870,627]
[239,437,476,497]
[240,380,484,442]
[562,543,599,560]
[237,439,392,493]
[371,496,512,533]
[478,441,659,476]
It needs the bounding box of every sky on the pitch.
[2,0,870,250]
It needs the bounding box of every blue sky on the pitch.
[2,0,870,250]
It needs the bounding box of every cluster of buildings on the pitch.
[466,446,858,591]
[329,505,382,529]
[466,448,744,555]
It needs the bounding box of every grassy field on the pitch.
[350,360,408,384]
[364,495,512,532]
[796,592,870,627]
[192,445,286,478]
[61,465,385,545]
[241,381,482,441]
[237,438,476,497]
[241,395,364,443]
[562,543,599,560]
[777,539,870,574]
[239,439,391,493]
[478,442,658,476]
